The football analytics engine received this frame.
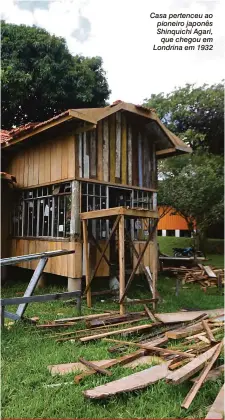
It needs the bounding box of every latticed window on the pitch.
[11,183,72,238]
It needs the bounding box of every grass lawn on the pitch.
[2,257,224,419]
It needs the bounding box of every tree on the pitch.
[1,21,111,129]
[158,154,224,250]
[144,83,224,155]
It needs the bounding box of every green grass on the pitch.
[2,266,224,419]
[158,236,224,268]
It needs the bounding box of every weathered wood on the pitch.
[86,312,146,328]
[103,118,109,182]
[190,365,224,383]
[74,349,146,383]
[203,266,217,278]
[80,324,154,343]
[181,340,224,409]
[80,207,158,220]
[55,312,117,323]
[115,112,121,181]
[205,384,224,419]
[79,358,112,376]
[84,362,170,399]
[124,298,158,305]
[127,124,132,184]
[90,130,97,178]
[82,220,91,307]
[166,345,219,385]
[156,308,224,324]
[121,112,127,184]
[103,338,195,358]
[84,215,121,294]
[202,320,217,343]
[70,180,80,238]
[120,219,158,303]
[119,215,125,315]
[144,305,158,323]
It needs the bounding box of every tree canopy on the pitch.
[1,21,111,129]
[144,82,224,155]
[158,154,224,247]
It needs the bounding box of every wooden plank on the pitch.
[44,141,51,183]
[181,340,224,409]
[202,320,217,343]
[83,131,89,178]
[80,207,158,220]
[127,123,132,185]
[28,148,34,186]
[119,215,125,315]
[103,338,195,358]
[84,362,170,399]
[67,135,75,179]
[86,312,146,328]
[23,149,29,187]
[121,112,127,184]
[97,121,103,180]
[156,309,224,324]
[205,384,224,419]
[38,143,45,185]
[82,220,91,307]
[166,345,219,385]
[103,118,109,182]
[74,349,146,383]
[80,324,154,343]
[2,291,81,306]
[32,146,39,185]
[190,365,224,383]
[132,125,138,185]
[203,266,217,278]
[109,113,116,183]
[90,130,97,178]
[78,133,83,177]
[115,112,121,181]
[79,358,112,376]
[55,312,117,323]
[61,136,68,179]
[138,132,143,187]
[144,305,158,323]
[143,134,150,188]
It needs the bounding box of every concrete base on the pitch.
[68,277,82,292]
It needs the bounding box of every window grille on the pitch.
[11,183,72,239]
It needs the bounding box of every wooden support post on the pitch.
[82,220,91,308]
[119,215,125,315]
[152,227,158,311]
[70,180,81,239]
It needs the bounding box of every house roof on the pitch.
[1,101,192,156]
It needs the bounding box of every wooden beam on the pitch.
[144,305,158,323]
[119,215,125,315]
[84,215,121,294]
[181,340,223,409]
[103,338,195,358]
[79,358,112,376]
[79,324,154,343]
[80,207,158,220]
[166,345,219,385]
[76,177,157,193]
[82,220,91,307]
[74,349,146,383]
[202,320,217,343]
[120,219,158,303]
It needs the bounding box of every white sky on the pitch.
[1,0,224,104]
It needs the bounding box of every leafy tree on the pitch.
[144,83,224,155]
[158,154,224,250]
[1,21,111,129]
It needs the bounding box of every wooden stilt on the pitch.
[82,220,91,308]
[119,215,125,315]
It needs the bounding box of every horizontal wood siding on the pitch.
[9,239,82,278]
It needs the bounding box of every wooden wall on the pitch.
[10,239,82,278]
[76,111,157,189]
[7,134,76,188]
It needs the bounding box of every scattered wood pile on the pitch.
[42,306,224,415]
[163,264,224,289]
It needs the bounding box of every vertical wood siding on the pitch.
[7,134,76,188]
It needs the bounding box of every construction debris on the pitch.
[163,265,224,289]
[205,384,225,419]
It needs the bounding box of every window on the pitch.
[180,230,192,238]
[157,230,162,236]
[11,183,72,238]
[166,230,175,237]
[132,190,153,210]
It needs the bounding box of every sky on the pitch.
[1,0,224,104]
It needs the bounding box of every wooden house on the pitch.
[1,101,191,313]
